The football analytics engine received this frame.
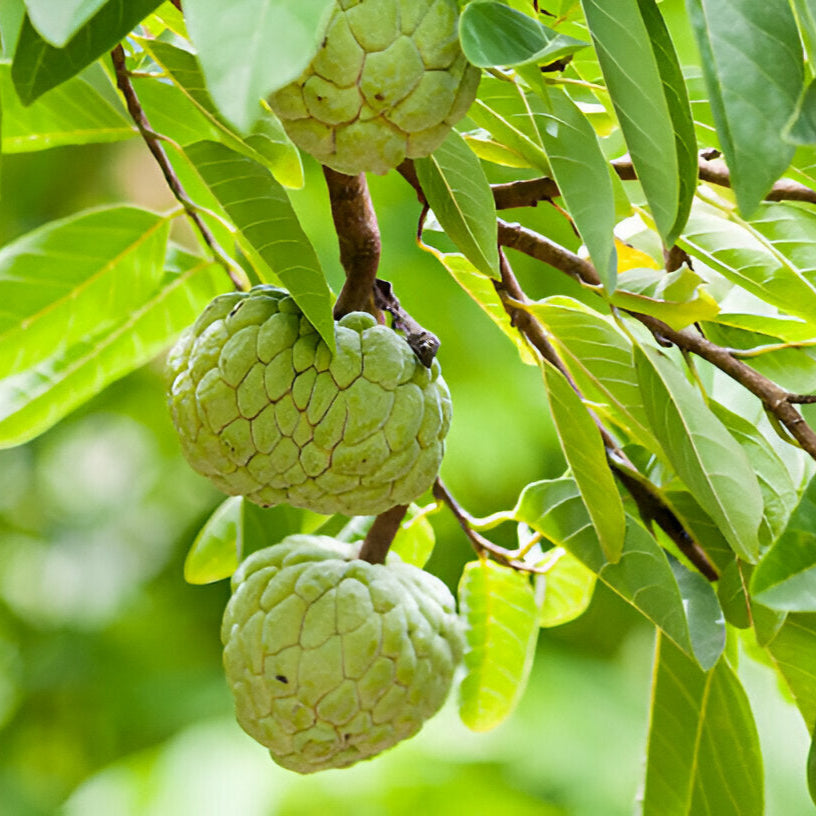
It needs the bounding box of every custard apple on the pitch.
[221,535,463,773]
[167,285,450,516]
[269,0,481,174]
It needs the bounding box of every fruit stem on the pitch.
[323,167,382,319]
[359,504,408,564]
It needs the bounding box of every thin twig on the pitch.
[373,279,439,367]
[787,394,816,404]
[359,504,408,564]
[323,167,381,318]
[110,45,244,289]
[433,479,546,574]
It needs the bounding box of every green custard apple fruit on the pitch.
[221,535,463,773]
[269,0,481,174]
[167,285,451,516]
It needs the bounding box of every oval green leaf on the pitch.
[184,496,243,584]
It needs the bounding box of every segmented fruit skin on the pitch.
[268,0,480,174]
[221,535,463,773]
[167,285,450,516]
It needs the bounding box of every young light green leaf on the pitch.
[751,476,816,611]
[538,549,596,627]
[139,38,303,188]
[611,266,720,330]
[0,247,224,448]
[184,496,243,584]
[581,0,696,244]
[0,61,134,152]
[526,296,660,453]
[0,206,170,380]
[11,0,164,104]
[458,559,540,732]
[23,0,108,47]
[643,634,763,816]
[0,1,25,58]
[470,76,551,174]
[183,0,334,132]
[528,87,617,291]
[543,361,625,562]
[459,1,588,68]
[686,0,803,215]
[185,140,334,351]
[515,479,725,669]
[635,345,763,562]
[414,130,499,279]
[389,505,436,569]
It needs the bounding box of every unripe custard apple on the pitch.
[268,0,481,174]
[221,535,463,772]
[167,285,450,516]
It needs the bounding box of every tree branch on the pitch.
[359,504,408,564]
[323,167,381,318]
[110,45,245,290]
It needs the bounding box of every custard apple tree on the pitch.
[3,0,816,810]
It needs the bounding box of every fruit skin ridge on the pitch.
[269,0,480,174]
[221,535,463,773]
[166,285,451,516]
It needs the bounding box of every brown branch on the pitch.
[170,0,182,9]
[359,504,408,564]
[489,153,816,211]
[110,45,244,290]
[433,480,545,574]
[323,167,381,318]
[787,393,816,404]
[373,279,439,367]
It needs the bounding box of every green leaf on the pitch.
[611,266,720,330]
[762,613,816,730]
[185,140,334,351]
[0,246,224,448]
[11,0,164,104]
[139,38,304,188]
[543,361,625,562]
[0,61,133,151]
[458,559,540,732]
[23,0,108,47]
[515,478,725,669]
[751,476,816,611]
[808,723,816,809]
[0,206,170,381]
[686,0,803,214]
[427,250,536,365]
[184,496,242,584]
[708,402,798,549]
[0,1,25,58]
[581,0,696,244]
[183,0,334,132]
[643,634,763,816]
[414,130,499,279]
[526,297,660,452]
[538,549,596,627]
[459,1,588,68]
[635,345,763,562]
[469,76,551,174]
[529,87,617,291]
[389,506,435,569]
[786,80,816,145]
[680,201,816,325]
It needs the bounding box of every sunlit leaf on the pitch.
[183,0,334,132]
[538,549,596,627]
[23,0,108,47]
[390,506,435,569]
[184,496,242,584]
[643,634,763,816]
[635,345,763,562]
[414,130,499,279]
[543,361,625,562]
[186,140,334,351]
[458,559,540,731]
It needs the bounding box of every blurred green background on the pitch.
[0,116,812,814]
